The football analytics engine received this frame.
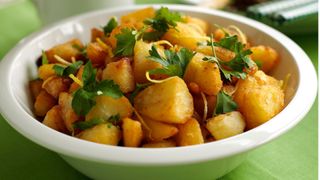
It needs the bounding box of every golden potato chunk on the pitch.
[122,118,143,147]
[34,90,56,117]
[91,28,105,42]
[69,66,84,93]
[86,95,133,122]
[234,70,284,129]
[142,140,176,148]
[206,111,246,140]
[250,46,279,73]
[45,39,84,63]
[38,64,56,80]
[162,22,208,50]
[133,40,163,83]
[184,53,222,95]
[43,105,68,133]
[59,92,80,132]
[134,77,194,124]
[184,16,209,34]
[143,117,178,141]
[42,76,71,98]
[78,123,121,146]
[121,7,155,29]
[29,79,43,101]
[102,58,135,93]
[176,118,204,146]
[86,42,108,66]
[196,45,235,62]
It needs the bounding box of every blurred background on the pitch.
[0,0,317,180]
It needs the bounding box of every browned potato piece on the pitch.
[29,79,43,101]
[122,118,143,147]
[142,140,176,148]
[184,53,222,95]
[86,42,108,66]
[34,90,56,117]
[133,40,164,83]
[250,46,279,73]
[38,64,56,80]
[45,39,84,63]
[134,77,194,124]
[102,58,135,93]
[234,70,284,129]
[86,96,133,122]
[143,117,178,141]
[214,28,225,41]
[176,118,204,146]
[184,16,209,34]
[91,28,105,42]
[196,45,235,62]
[78,123,121,146]
[121,7,155,29]
[206,111,246,140]
[42,76,71,98]
[162,22,208,50]
[69,66,84,93]
[43,105,68,133]
[59,92,80,132]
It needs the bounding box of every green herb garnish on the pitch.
[53,61,83,77]
[71,61,123,116]
[147,45,195,78]
[103,17,118,35]
[41,50,48,65]
[114,28,138,57]
[73,114,120,130]
[214,91,238,115]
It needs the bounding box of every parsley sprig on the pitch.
[71,61,123,116]
[203,33,254,81]
[53,61,83,77]
[147,45,195,78]
[103,17,118,36]
[214,91,238,115]
[114,7,182,57]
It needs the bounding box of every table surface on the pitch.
[0,0,317,179]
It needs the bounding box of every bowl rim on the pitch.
[0,4,317,166]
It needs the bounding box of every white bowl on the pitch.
[0,5,317,180]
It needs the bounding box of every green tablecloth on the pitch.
[0,0,317,179]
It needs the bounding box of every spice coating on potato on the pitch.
[122,118,143,147]
[250,46,279,73]
[234,70,284,129]
[78,123,121,146]
[184,53,223,95]
[142,117,178,141]
[43,105,68,133]
[184,16,209,34]
[45,39,84,63]
[134,77,194,124]
[121,7,155,30]
[86,42,108,66]
[59,92,80,132]
[206,111,245,140]
[102,58,135,93]
[38,64,56,80]
[29,79,43,101]
[34,90,56,117]
[176,118,204,146]
[42,76,71,98]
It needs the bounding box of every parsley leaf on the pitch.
[147,45,195,77]
[214,91,238,115]
[103,17,118,35]
[73,114,120,130]
[53,61,83,77]
[114,28,137,56]
[71,61,123,116]
[41,50,48,65]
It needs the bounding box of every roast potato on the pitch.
[176,118,204,146]
[122,117,143,147]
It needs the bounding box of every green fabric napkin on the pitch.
[0,0,317,179]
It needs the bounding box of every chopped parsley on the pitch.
[41,50,48,65]
[103,17,118,35]
[114,28,138,57]
[53,61,83,77]
[214,91,238,115]
[73,114,120,130]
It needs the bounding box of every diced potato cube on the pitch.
[142,140,176,148]
[162,22,208,50]
[86,42,108,66]
[206,111,246,140]
[133,40,164,83]
[121,7,155,29]
[143,117,178,141]
[91,28,105,42]
[45,39,84,63]
[59,92,80,132]
[38,64,56,80]
[102,58,135,93]
[78,123,121,146]
[176,118,204,146]
[122,118,143,147]
[250,46,279,73]
[29,79,43,101]
[184,53,222,95]
[43,105,68,133]
[42,76,71,98]
[234,70,284,129]
[69,66,84,93]
[195,45,235,62]
[34,90,56,117]
[86,96,133,122]
[134,77,194,124]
